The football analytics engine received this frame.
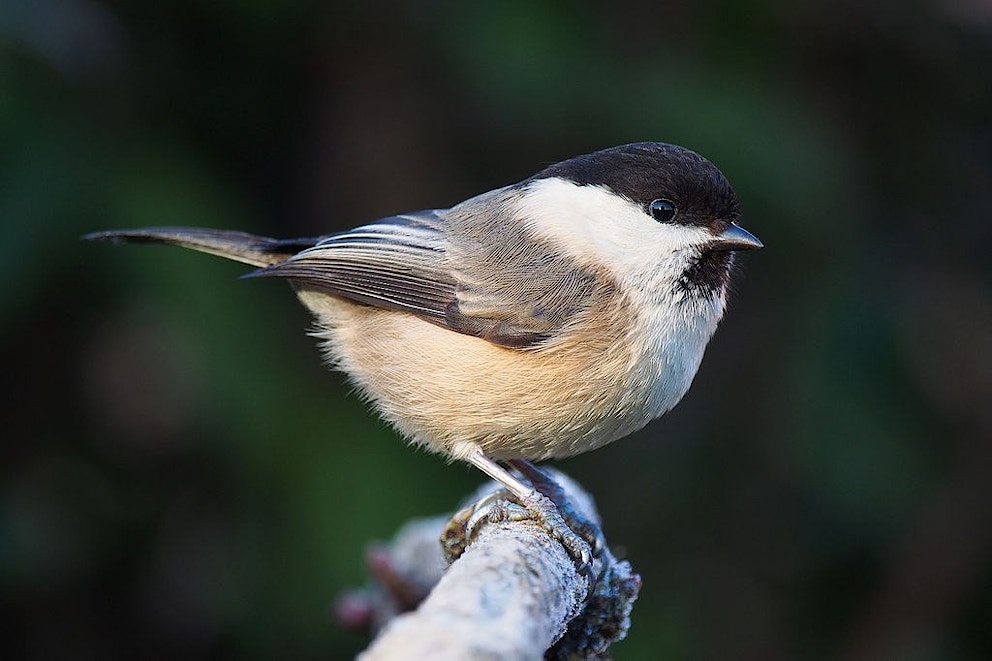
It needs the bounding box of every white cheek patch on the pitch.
[515,177,712,277]
[514,177,727,417]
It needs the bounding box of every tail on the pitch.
[82,227,324,268]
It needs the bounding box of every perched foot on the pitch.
[517,488,595,574]
[508,458,608,560]
[442,489,527,562]
[443,484,595,582]
[450,448,601,578]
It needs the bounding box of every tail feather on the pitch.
[83,227,323,268]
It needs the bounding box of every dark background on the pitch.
[3,1,991,659]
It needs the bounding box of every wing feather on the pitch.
[251,200,606,349]
[250,211,457,321]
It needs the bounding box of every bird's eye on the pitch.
[648,198,677,223]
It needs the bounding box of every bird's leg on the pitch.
[448,447,593,573]
[507,458,607,559]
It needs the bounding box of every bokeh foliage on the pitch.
[2,1,991,659]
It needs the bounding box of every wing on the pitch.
[250,210,457,322]
[253,199,606,349]
[441,191,607,347]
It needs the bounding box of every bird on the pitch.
[86,142,761,561]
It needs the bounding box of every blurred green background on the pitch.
[3,0,991,659]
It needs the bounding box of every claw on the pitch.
[453,447,605,581]
[520,490,595,581]
[444,484,596,581]
[508,459,608,563]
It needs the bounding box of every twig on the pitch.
[339,472,640,659]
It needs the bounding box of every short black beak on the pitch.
[708,223,763,251]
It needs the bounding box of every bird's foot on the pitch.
[450,447,608,581]
[442,478,599,582]
[508,459,608,560]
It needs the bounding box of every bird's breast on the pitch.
[624,287,727,422]
[295,281,724,461]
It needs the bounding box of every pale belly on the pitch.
[296,287,719,461]
[299,291,668,460]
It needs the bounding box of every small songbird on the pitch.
[86,142,761,559]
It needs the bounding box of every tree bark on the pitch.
[347,472,640,660]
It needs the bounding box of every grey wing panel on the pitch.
[443,253,601,347]
[250,210,457,321]
[252,194,608,350]
[442,187,609,347]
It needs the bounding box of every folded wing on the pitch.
[251,206,603,349]
[250,210,457,323]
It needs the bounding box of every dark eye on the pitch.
[648,198,677,223]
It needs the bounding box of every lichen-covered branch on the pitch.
[336,472,640,660]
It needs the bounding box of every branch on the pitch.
[337,472,640,659]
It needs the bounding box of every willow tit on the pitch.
[86,142,760,555]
